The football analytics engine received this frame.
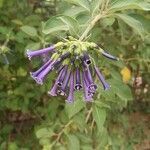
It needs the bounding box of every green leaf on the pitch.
[73,112,86,131]
[43,16,68,34]
[17,67,27,77]
[39,138,51,146]
[109,79,133,101]
[25,42,41,50]
[0,26,10,35]
[67,134,80,150]
[95,101,111,109]
[64,0,90,11]
[101,17,115,27]
[64,6,88,17]
[20,25,38,37]
[0,0,4,8]
[115,13,144,38]
[92,105,106,132]
[65,94,85,119]
[8,142,18,150]
[81,144,93,150]
[110,0,150,12]
[58,15,79,36]
[36,128,53,139]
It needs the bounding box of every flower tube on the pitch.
[26,45,54,60]
[101,50,119,61]
[30,59,52,78]
[82,72,93,101]
[94,66,110,90]
[57,65,68,87]
[75,68,82,90]
[81,53,91,66]
[84,67,97,93]
[59,69,71,96]
[33,60,55,85]
[48,68,65,96]
[66,71,74,103]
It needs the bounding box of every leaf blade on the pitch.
[115,13,144,38]
[92,105,106,132]
[20,25,37,37]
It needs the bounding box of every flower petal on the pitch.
[33,60,55,84]
[48,68,65,96]
[57,65,68,87]
[30,59,52,78]
[75,68,82,90]
[26,45,54,60]
[101,50,119,61]
[59,69,71,96]
[82,72,93,101]
[81,53,91,66]
[66,71,74,103]
[95,66,110,90]
[84,67,97,93]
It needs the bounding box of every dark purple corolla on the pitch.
[75,68,82,90]
[66,72,75,103]
[27,41,118,103]
[95,66,110,90]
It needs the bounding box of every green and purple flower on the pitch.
[26,38,118,103]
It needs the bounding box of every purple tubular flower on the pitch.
[101,50,119,61]
[66,71,74,103]
[26,45,54,60]
[56,65,64,73]
[48,68,64,96]
[32,60,55,85]
[75,68,82,90]
[30,59,52,78]
[82,72,93,101]
[94,66,110,90]
[59,70,71,96]
[81,53,91,65]
[84,67,97,93]
[57,66,68,87]
[42,54,50,63]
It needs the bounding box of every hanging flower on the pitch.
[26,37,118,103]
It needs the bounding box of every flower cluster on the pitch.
[26,37,118,103]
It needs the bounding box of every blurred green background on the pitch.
[0,0,149,149]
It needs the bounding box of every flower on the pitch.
[27,39,118,103]
[27,45,55,60]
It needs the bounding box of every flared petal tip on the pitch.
[104,83,111,91]
[30,72,35,77]
[86,59,92,65]
[89,84,97,93]
[48,91,57,96]
[75,84,82,90]
[31,76,43,85]
[57,90,66,96]
[66,99,74,104]
[57,82,63,87]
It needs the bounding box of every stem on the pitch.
[86,107,93,123]
[79,14,104,41]
[51,120,73,147]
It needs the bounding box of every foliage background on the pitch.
[0,0,149,149]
